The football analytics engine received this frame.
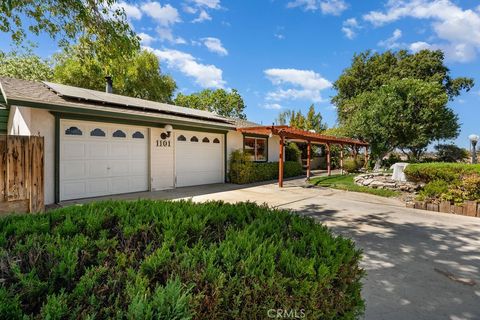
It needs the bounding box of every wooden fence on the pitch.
[0,135,44,214]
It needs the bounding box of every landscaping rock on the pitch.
[354,172,421,192]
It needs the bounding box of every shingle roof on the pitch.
[0,77,236,129]
[227,117,262,128]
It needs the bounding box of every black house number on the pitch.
[156,140,171,147]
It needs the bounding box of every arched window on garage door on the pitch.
[202,137,210,143]
[90,128,106,137]
[65,126,82,136]
[190,136,198,142]
[112,130,126,138]
[177,135,186,141]
[213,138,220,144]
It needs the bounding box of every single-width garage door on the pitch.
[60,120,148,201]
[175,130,224,187]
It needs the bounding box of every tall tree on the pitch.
[54,44,176,103]
[343,78,458,166]
[0,51,53,81]
[333,49,473,162]
[333,50,473,122]
[174,89,246,119]
[0,0,139,64]
[276,105,327,132]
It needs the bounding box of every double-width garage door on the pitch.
[175,130,224,187]
[60,120,148,201]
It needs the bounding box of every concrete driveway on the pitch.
[63,179,480,319]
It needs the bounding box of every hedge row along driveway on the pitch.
[0,200,364,319]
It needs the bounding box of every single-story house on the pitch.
[0,77,282,205]
[0,77,368,205]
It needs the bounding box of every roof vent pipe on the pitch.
[105,76,113,93]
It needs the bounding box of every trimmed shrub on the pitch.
[229,150,303,184]
[417,180,450,201]
[342,159,363,173]
[404,163,480,183]
[285,142,301,162]
[0,200,365,319]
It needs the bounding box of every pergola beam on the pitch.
[237,125,369,187]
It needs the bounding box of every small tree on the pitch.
[0,51,53,81]
[435,144,469,163]
[174,89,246,119]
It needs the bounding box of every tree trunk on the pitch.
[373,158,382,171]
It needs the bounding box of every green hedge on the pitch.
[229,150,303,184]
[404,163,480,183]
[0,200,364,319]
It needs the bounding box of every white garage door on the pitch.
[60,120,149,201]
[175,130,224,187]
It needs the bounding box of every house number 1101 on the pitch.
[156,140,171,147]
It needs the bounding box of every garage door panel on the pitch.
[62,161,87,180]
[110,143,129,157]
[60,120,149,201]
[87,142,109,159]
[87,180,109,195]
[62,142,85,159]
[109,160,129,176]
[62,181,86,199]
[175,131,223,187]
[86,160,109,178]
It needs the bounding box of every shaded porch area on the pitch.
[237,125,369,187]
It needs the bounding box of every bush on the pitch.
[342,159,363,173]
[229,150,303,184]
[417,180,450,201]
[285,142,301,162]
[0,200,365,319]
[442,174,480,204]
[404,163,480,183]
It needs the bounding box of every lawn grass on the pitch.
[310,174,400,198]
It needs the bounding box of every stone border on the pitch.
[354,172,421,192]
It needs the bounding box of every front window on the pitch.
[244,137,267,161]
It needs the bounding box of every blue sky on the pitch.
[2,0,480,148]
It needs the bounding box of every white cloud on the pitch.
[113,1,142,20]
[378,28,403,49]
[191,0,221,9]
[156,27,186,44]
[364,0,480,62]
[192,10,212,23]
[409,41,432,52]
[287,0,348,15]
[183,5,197,14]
[264,103,283,110]
[149,48,226,88]
[264,68,332,103]
[342,18,359,39]
[274,33,285,40]
[201,37,228,56]
[138,32,155,46]
[141,2,181,26]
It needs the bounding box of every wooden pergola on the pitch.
[237,125,369,187]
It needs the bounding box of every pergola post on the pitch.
[326,143,331,176]
[364,146,369,169]
[340,146,344,175]
[306,141,311,180]
[279,135,284,187]
[353,144,357,160]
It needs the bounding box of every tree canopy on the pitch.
[342,78,458,162]
[54,44,177,103]
[276,105,327,132]
[174,89,246,119]
[434,144,469,163]
[0,51,53,81]
[332,49,473,162]
[0,0,139,64]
